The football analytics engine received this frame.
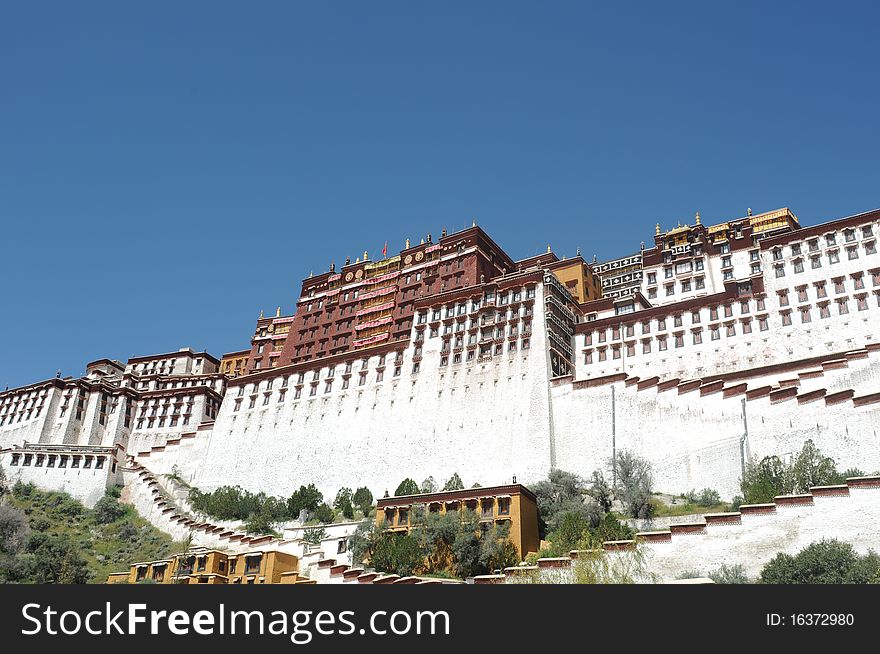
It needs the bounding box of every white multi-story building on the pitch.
[3,208,879,508]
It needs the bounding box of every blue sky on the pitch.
[1,1,878,389]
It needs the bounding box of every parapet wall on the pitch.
[485,476,880,583]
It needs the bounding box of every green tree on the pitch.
[334,488,355,520]
[451,511,482,579]
[760,540,880,584]
[479,523,519,573]
[420,476,438,493]
[347,519,377,564]
[589,471,613,513]
[791,440,840,492]
[614,451,653,519]
[244,510,279,536]
[313,503,335,524]
[740,455,791,504]
[394,478,419,496]
[371,532,422,577]
[549,511,592,555]
[302,526,327,546]
[287,484,323,520]
[352,487,373,515]
[442,473,464,491]
[24,532,91,583]
[531,469,587,538]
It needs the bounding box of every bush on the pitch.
[741,440,846,504]
[243,511,278,536]
[760,539,880,584]
[708,564,750,584]
[93,493,125,524]
[685,488,721,507]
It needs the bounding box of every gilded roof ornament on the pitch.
[405,238,410,249]
[276,307,281,318]
[695,211,701,225]
[259,309,264,319]
[655,223,661,235]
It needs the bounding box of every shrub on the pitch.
[760,539,880,584]
[685,488,721,507]
[243,511,278,536]
[93,493,125,524]
[708,564,750,584]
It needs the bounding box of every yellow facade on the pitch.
[106,548,305,585]
[549,260,603,304]
[219,350,250,378]
[375,484,540,559]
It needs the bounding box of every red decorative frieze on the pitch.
[810,485,850,497]
[739,503,777,515]
[669,523,706,535]
[773,494,814,506]
[847,476,880,489]
[636,531,672,543]
[797,389,827,404]
[769,386,798,403]
[704,512,742,526]
[603,540,637,551]
[825,389,855,405]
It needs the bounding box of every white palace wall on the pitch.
[188,285,556,499]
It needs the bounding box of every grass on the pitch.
[9,484,182,583]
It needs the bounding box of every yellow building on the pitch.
[219,350,250,378]
[547,258,603,304]
[375,483,540,559]
[106,547,308,585]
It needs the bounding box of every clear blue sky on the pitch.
[1,1,878,389]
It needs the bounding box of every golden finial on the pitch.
[405,238,410,249]
[355,257,360,263]
[695,211,701,225]
[547,244,552,253]
[259,309,264,319]
[655,223,661,235]
[472,218,477,227]
[276,307,281,318]
[308,270,313,277]
[363,250,369,261]
[747,207,753,216]
[420,238,425,245]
